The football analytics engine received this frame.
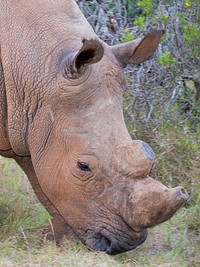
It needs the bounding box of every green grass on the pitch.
[0,123,199,266]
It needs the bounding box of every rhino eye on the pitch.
[77,162,91,172]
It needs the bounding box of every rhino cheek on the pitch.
[50,179,149,255]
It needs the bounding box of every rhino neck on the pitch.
[0,50,11,152]
[0,53,40,156]
[0,0,98,156]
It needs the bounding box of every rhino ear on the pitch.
[112,29,165,67]
[63,39,104,78]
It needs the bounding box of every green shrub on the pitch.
[121,27,135,43]
[137,0,154,16]
[158,51,176,68]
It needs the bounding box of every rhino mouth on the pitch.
[85,229,148,255]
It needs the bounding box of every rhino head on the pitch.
[28,33,188,254]
[0,0,188,255]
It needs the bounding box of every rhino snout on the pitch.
[85,229,148,255]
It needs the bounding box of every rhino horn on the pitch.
[112,29,165,67]
[115,141,155,178]
[121,177,189,231]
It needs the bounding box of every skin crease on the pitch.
[0,0,188,254]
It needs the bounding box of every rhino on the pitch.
[0,0,188,255]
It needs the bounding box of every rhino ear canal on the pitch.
[74,39,104,70]
[112,29,165,68]
[63,39,104,79]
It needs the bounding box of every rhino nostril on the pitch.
[141,142,155,161]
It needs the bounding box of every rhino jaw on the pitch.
[121,177,189,231]
[85,228,148,255]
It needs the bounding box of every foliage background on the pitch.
[78,0,200,133]
[0,0,200,266]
